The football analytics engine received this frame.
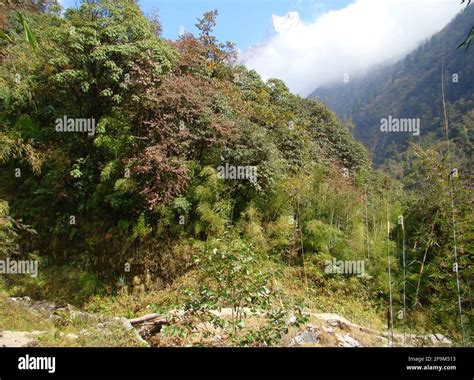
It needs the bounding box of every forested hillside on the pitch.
[0,0,472,347]
[310,5,474,167]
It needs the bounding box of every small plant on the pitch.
[163,237,308,346]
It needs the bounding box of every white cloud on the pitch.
[242,0,461,96]
[272,11,301,33]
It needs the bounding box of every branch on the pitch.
[128,313,167,325]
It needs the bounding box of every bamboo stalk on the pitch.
[400,215,407,346]
[441,59,465,345]
[386,199,394,347]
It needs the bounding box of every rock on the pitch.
[10,296,70,317]
[117,317,150,347]
[289,326,320,347]
[0,331,45,347]
[430,333,451,345]
[10,296,31,303]
[335,333,361,347]
[322,326,334,334]
[287,315,297,325]
[407,333,452,347]
[330,320,348,329]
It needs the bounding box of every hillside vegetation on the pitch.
[311,5,474,168]
[0,0,472,346]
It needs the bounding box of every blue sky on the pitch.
[60,0,352,49]
[59,0,460,95]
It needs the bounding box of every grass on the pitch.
[0,259,388,347]
[0,288,54,332]
[0,279,146,347]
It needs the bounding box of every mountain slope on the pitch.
[310,6,474,165]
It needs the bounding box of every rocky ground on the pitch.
[0,296,453,348]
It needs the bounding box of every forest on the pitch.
[0,0,472,347]
[310,5,474,168]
